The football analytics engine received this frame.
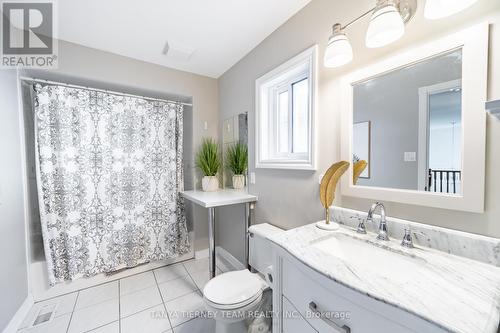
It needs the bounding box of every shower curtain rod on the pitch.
[19,76,193,107]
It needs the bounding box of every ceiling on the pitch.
[57,0,312,78]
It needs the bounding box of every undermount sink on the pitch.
[310,232,426,283]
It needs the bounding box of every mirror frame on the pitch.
[340,22,489,213]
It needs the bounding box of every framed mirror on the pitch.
[341,23,488,213]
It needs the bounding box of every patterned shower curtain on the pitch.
[33,83,190,285]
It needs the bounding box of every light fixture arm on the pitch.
[342,6,377,31]
[334,0,417,32]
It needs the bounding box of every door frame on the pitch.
[417,79,462,191]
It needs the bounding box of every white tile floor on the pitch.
[18,258,225,333]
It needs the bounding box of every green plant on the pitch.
[196,138,221,176]
[226,142,248,175]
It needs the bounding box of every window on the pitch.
[255,45,317,170]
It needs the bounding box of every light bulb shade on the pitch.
[324,33,353,68]
[424,0,479,20]
[366,4,405,48]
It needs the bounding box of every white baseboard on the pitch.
[3,293,33,333]
[194,247,245,272]
[216,246,245,271]
[194,248,209,259]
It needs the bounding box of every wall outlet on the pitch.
[318,173,324,184]
[404,152,416,162]
[204,121,208,131]
[250,172,256,184]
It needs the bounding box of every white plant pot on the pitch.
[232,175,245,189]
[202,176,219,192]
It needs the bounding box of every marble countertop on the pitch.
[180,189,257,208]
[269,223,500,333]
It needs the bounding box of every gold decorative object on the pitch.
[353,160,368,185]
[318,161,350,230]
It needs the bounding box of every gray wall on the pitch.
[218,0,500,264]
[0,70,29,331]
[354,51,461,190]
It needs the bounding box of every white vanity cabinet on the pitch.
[272,246,449,333]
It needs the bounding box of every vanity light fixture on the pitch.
[323,0,480,67]
[323,0,417,67]
[324,23,354,68]
[424,0,480,20]
[366,0,406,48]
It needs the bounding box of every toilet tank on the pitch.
[248,223,283,274]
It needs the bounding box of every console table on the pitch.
[180,189,258,278]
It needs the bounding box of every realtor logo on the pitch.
[1,1,57,68]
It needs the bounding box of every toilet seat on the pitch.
[203,269,266,310]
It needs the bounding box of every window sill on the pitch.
[256,160,316,171]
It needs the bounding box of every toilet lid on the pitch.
[203,270,265,307]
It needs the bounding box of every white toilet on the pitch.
[202,223,282,333]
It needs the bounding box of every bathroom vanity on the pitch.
[269,207,500,333]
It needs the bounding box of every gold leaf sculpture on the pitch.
[319,161,350,225]
[353,160,368,185]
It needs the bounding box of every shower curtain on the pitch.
[33,83,190,285]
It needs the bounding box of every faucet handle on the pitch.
[401,227,414,248]
[356,218,367,234]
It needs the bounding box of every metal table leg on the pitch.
[245,202,256,271]
[208,207,216,279]
[244,203,249,270]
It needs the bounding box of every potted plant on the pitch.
[226,142,248,189]
[196,138,221,192]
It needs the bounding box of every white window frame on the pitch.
[255,45,317,170]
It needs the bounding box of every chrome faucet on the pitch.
[357,202,390,241]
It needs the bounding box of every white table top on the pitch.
[180,189,258,208]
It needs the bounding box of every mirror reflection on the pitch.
[352,49,462,194]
